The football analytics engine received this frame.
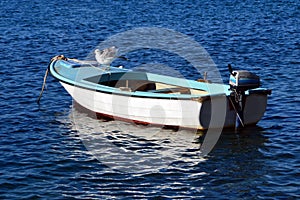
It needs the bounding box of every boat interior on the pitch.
[84,71,208,95]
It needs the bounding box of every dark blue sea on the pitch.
[0,0,299,199]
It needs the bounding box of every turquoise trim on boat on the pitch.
[50,59,268,99]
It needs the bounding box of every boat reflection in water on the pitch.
[69,101,269,175]
[70,103,210,173]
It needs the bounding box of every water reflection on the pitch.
[64,104,277,199]
[69,103,269,175]
[70,105,208,173]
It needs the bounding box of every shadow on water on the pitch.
[193,128,271,199]
[212,126,268,159]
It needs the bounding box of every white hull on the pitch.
[61,82,268,130]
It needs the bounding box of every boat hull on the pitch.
[61,82,268,130]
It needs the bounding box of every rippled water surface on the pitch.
[0,0,299,199]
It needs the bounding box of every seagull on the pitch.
[94,46,128,67]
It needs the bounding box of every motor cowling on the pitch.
[229,70,260,91]
[227,64,262,129]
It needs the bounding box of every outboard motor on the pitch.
[228,64,260,129]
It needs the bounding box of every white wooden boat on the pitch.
[43,54,271,130]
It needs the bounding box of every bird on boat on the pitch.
[94,46,128,67]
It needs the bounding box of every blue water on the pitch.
[1,0,299,199]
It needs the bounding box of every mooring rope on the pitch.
[36,55,67,104]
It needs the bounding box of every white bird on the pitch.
[94,46,119,66]
[94,46,128,68]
